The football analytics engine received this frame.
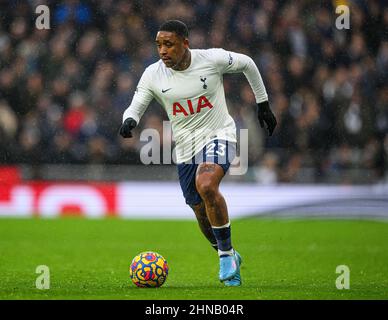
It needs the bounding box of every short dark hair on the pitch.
[159,20,189,39]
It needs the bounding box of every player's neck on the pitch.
[173,49,191,71]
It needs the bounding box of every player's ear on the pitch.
[183,38,189,49]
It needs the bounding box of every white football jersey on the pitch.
[123,48,268,163]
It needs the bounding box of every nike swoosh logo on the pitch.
[162,88,172,93]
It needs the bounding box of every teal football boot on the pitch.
[219,250,239,282]
[224,251,242,287]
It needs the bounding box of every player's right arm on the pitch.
[120,69,154,138]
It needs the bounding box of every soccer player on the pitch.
[120,20,276,286]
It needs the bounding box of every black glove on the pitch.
[119,117,137,138]
[257,101,277,136]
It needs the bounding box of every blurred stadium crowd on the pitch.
[0,0,387,183]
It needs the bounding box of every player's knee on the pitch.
[196,179,217,200]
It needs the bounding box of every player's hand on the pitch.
[119,117,137,138]
[257,101,277,136]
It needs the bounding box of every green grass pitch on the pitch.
[0,217,387,299]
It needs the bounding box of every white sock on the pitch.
[212,222,231,229]
[218,248,234,257]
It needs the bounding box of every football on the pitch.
[129,251,169,288]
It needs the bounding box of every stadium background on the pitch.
[0,0,388,300]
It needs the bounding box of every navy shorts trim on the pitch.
[177,140,236,206]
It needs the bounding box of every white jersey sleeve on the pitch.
[122,68,154,124]
[211,48,268,103]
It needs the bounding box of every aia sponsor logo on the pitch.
[172,96,213,117]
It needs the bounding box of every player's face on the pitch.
[155,31,189,69]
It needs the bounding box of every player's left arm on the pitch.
[213,49,277,136]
